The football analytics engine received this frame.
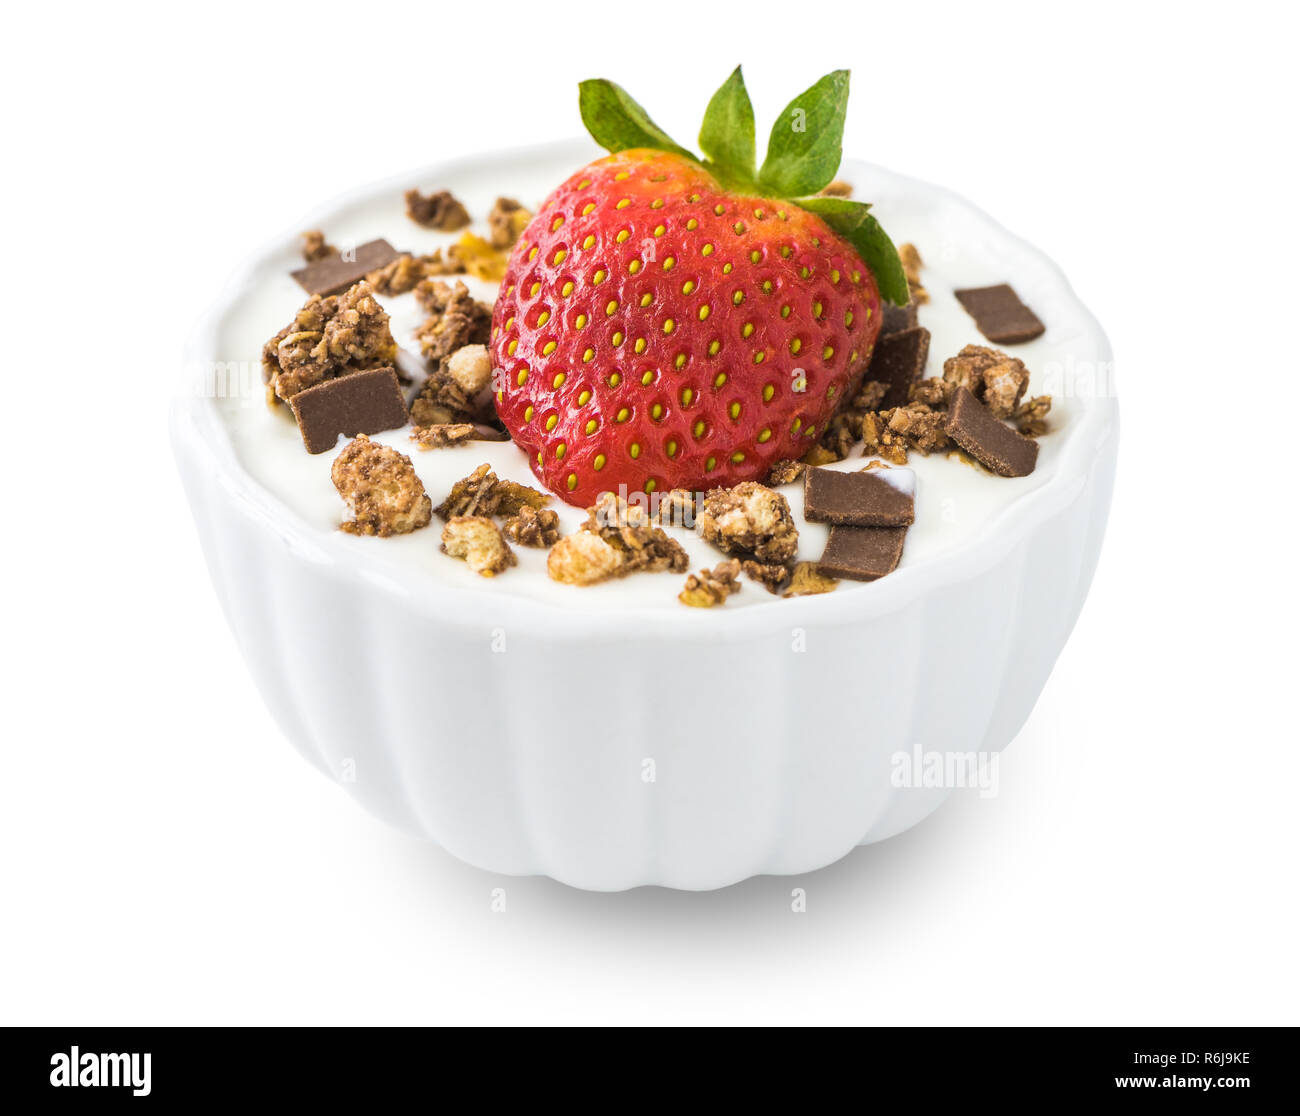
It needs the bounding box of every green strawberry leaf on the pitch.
[798,196,910,306]
[578,79,695,161]
[698,66,757,190]
[758,70,850,198]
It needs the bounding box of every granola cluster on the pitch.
[682,481,818,601]
[502,505,561,547]
[766,459,807,486]
[392,187,524,278]
[300,229,336,262]
[421,465,554,575]
[653,488,697,528]
[899,242,928,305]
[331,435,432,537]
[365,251,463,295]
[409,283,495,427]
[784,562,839,596]
[733,560,839,598]
[1012,394,1052,438]
[410,343,499,432]
[830,343,1053,465]
[262,281,398,403]
[695,482,799,564]
[681,478,842,600]
[547,494,689,586]
[367,237,517,289]
[434,463,549,520]
[440,516,516,576]
[405,188,470,231]
[862,402,951,463]
[414,280,493,364]
[488,197,532,250]
[819,379,890,460]
[445,344,493,397]
[546,530,624,585]
[410,370,473,428]
[409,423,478,449]
[679,560,742,608]
[942,345,1030,419]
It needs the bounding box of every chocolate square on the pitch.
[953,284,1045,345]
[816,525,908,582]
[867,325,930,409]
[289,367,410,454]
[944,387,1039,477]
[879,299,918,338]
[290,239,401,297]
[803,467,914,527]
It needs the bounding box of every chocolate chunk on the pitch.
[803,467,914,527]
[953,284,1045,345]
[944,387,1039,477]
[290,239,401,297]
[816,525,907,582]
[867,325,930,409]
[879,299,918,338]
[289,366,409,454]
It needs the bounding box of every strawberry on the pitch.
[491,68,908,506]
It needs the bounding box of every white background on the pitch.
[3,0,1296,1025]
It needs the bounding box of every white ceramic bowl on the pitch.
[173,142,1118,891]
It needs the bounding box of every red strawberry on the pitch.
[490,68,908,506]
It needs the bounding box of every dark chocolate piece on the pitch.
[803,468,914,527]
[866,325,930,409]
[953,284,1045,345]
[944,387,1039,477]
[879,299,918,338]
[290,239,401,297]
[289,367,409,454]
[816,525,908,582]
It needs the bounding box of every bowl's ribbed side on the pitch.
[172,406,1118,890]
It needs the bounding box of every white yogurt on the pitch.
[205,144,1103,612]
